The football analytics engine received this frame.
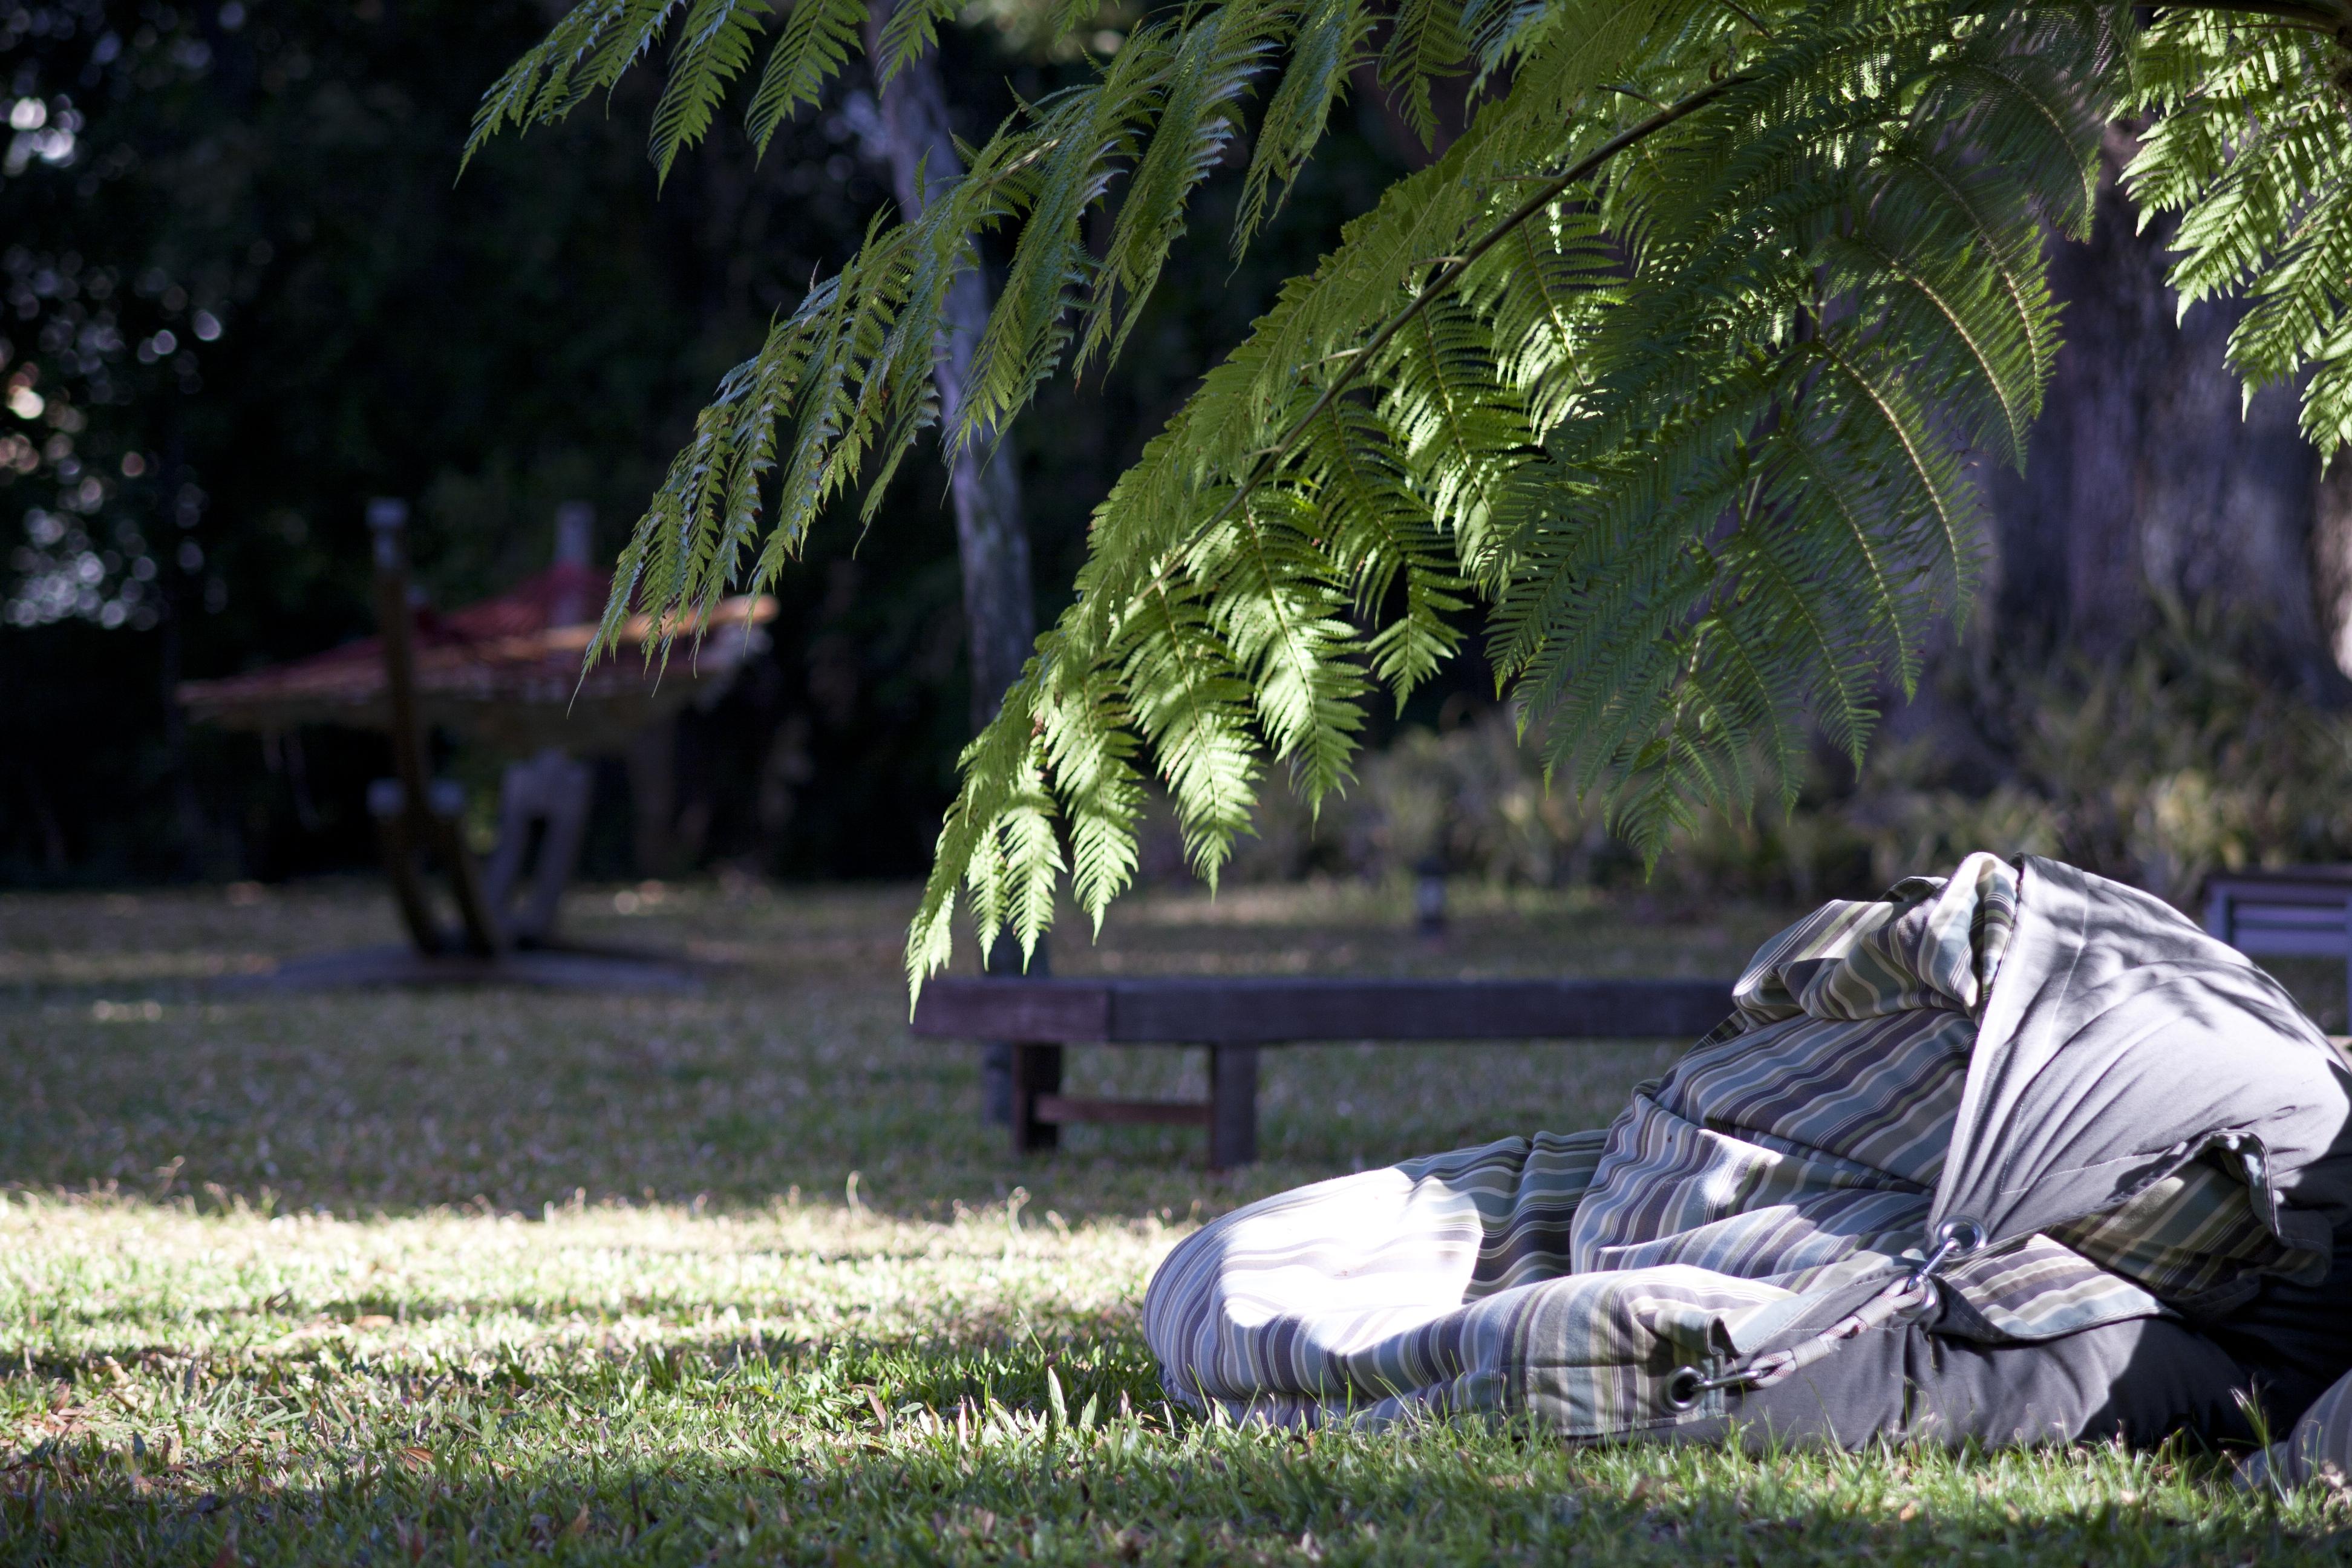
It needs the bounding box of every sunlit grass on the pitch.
[4,880,2349,1563]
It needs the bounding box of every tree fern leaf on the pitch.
[1377,0,1468,146]
[1121,575,1264,883]
[646,0,774,183]
[746,0,871,152]
[1080,2,1276,372]
[875,0,969,86]
[465,0,684,165]
[1186,489,1370,802]
[1234,0,1375,252]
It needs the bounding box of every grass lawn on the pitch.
[2,876,2348,1564]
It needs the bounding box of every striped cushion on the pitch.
[1144,853,2319,1437]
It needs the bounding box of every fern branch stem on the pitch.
[1194,74,1752,563]
[2132,1,2348,29]
[1716,0,1772,36]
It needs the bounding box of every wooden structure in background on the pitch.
[2204,867,2352,1000]
[912,975,1737,1168]
[180,503,773,754]
[180,500,774,990]
[363,500,505,958]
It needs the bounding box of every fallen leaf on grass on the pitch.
[566,1503,590,1538]
[396,1446,434,1474]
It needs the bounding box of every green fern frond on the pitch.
[648,0,777,181]
[875,0,968,85]
[1081,1,1282,370]
[469,0,2352,989]
[1378,0,1469,145]
[1234,0,1375,251]
[1120,573,1265,883]
[2126,10,2352,455]
[466,0,685,167]
[746,0,869,151]
[1037,667,1146,929]
[1186,490,1370,803]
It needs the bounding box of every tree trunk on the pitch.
[2312,449,2352,679]
[860,10,1046,1124]
[859,9,1038,731]
[1982,128,2344,694]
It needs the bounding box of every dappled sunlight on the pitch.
[4,1256,2348,1566]
[1,1192,1171,1376]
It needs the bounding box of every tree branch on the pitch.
[2134,1,2347,30]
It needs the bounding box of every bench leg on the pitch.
[1009,1042,1063,1155]
[1209,1045,1258,1170]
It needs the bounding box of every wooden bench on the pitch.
[910,976,1736,1169]
[2204,867,2352,998]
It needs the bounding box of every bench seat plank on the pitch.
[2205,872,2352,974]
[912,976,1736,1045]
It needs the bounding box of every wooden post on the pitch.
[368,500,433,835]
[438,809,505,959]
[1008,1042,1063,1154]
[367,499,503,959]
[1209,1045,1258,1170]
[367,778,441,953]
[2203,885,2233,941]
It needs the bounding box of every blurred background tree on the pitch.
[0,0,1415,886]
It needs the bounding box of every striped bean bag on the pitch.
[1144,854,2349,1443]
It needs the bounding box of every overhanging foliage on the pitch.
[469,0,2352,991]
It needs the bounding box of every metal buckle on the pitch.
[1666,1218,1987,1415]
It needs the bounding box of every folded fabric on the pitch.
[2245,1365,2352,1486]
[1144,854,2352,1444]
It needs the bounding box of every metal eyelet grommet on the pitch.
[1904,1216,1988,1293]
[1665,1366,1706,1411]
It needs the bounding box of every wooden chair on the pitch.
[478,748,595,949]
[2203,867,2352,999]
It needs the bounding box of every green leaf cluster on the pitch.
[465,0,2352,992]
[2127,7,2352,455]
